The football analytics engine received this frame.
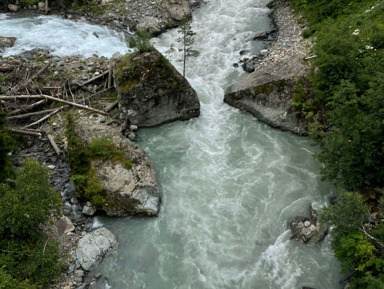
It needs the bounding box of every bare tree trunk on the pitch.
[0,95,108,115]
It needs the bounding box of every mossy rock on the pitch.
[113,49,200,127]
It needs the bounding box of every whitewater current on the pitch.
[0,0,341,288]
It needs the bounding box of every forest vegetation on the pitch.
[293,0,384,287]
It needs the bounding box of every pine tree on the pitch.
[177,17,199,78]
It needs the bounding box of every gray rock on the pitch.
[76,228,117,271]
[159,0,191,29]
[37,2,45,10]
[0,37,16,52]
[137,16,162,35]
[55,216,75,235]
[74,269,85,278]
[289,207,328,246]
[224,54,310,135]
[82,201,97,216]
[300,224,318,242]
[7,4,18,12]
[114,49,200,128]
[73,117,160,216]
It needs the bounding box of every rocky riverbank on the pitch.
[224,0,314,135]
[1,0,205,35]
[1,1,204,288]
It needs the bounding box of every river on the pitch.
[1,1,341,288]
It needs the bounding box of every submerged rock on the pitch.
[113,49,200,128]
[224,54,310,135]
[76,227,117,271]
[289,206,328,246]
[73,116,160,216]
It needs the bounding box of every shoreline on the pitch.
[245,0,311,73]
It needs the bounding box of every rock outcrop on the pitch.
[113,49,200,128]
[289,205,328,246]
[74,116,160,216]
[224,54,310,135]
[76,228,117,271]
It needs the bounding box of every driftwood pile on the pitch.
[0,59,119,154]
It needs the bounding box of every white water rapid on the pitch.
[1,1,342,287]
[94,1,341,288]
[0,14,129,57]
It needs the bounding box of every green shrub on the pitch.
[0,105,15,181]
[125,159,133,170]
[129,29,153,53]
[0,160,61,237]
[0,160,64,288]
[320,191,384,288]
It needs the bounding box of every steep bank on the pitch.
[224,0,313,135]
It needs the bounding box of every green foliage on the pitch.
[297,1,384,286]
[298,2,384,189]
[0,160,64,288]
[315,76,384,188]
[20,0,37,6]
[0,105,15,182]
[129,29,153,53]
[320,191,369,235]
[0,235,64,288]
[66,114,132,207]
[0,160,61,237]
[125,159,133,170]
[65,113,90,175]
[292,0,378,23]
[292,82,311,118]
[320,190,384,288]
[0,267,35,289]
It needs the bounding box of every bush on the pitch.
[0,106,15,182]
[320,191,384,288]
[128,29,153,53]
[0,160,64,288]
[0,160,62,237]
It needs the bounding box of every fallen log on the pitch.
[81,70,109,86]
[47,134,62,155]
[8,99,47,116]
[6,108,58,120]
[9,128,42,137]
[0,95,108,115]
[23,106,64,128]
[104,100,119,113]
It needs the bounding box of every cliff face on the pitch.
[113,49,200,128]
[224,54,311,136]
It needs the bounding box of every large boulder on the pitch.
[74,116,160,216]
[137,16,163,35]
[224,54,311,135]
[159,0,192,29]
[76,228,117,271]
[0,36,16,53]
[113,49,200,128]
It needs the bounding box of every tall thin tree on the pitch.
[177,17,199,78]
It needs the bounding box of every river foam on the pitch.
[0,15,129,57]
